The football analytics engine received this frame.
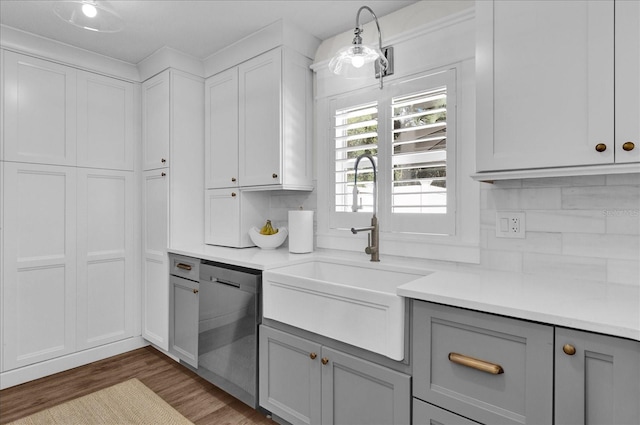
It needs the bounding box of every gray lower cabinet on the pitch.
[413,301,553,425]
[169,274,199,368]
[259,325,410,425]
[555,327,640,425]
[413,398,480,425]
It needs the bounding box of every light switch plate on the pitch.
[496,211,526,238]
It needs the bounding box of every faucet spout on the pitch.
[351,153,380,262]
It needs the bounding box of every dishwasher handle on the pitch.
[208,276,241,289]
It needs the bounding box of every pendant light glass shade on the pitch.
[53,1,124,33]
[328,5,394,88]
[328,44,385,79]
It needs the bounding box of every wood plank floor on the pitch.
[0,346,276,424]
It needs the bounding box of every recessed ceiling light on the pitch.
[82,3,98,18]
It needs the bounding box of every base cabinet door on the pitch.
[260,325,322,425]
[259,325,411,425]
[555,327,640,425]
[321,346,410,425]
[169,275,199,368]
[413,399,480,425]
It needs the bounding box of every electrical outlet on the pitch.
[495,211,526,239]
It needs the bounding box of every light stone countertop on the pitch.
[168,244,640,342]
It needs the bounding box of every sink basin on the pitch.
[262,260,429,360]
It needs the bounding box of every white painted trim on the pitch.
[137,46,205,81]
[0,25,139,81]
[0,337,148,389]
[472,163,640,182]
[203,19,320,78]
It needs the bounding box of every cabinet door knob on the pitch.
[321,357,329,365]
[622,141,636,151]
[231,192,237,197]
[161,158,167,163]
[309,352,317,360]
[193,289,198,294]
[161,172,166,177]
[272,173,278,179]
[231,177,237,182]
[595,143,607,152]
[562,344,576,356]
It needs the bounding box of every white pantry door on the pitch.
[2,162,77,370]
[76,168,135,350]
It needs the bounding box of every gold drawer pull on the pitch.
[176,263,192,271]
[192,289,198,294]
[448,352,504,375]
[321,357,329,365]
[595,143,607,152]
[310,352,317,360]
[622,141,635,151]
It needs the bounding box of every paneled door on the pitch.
[76,71,136,170]
[141,169,169,350]
[2,162,77,370]
[76,168,135,350]
[3,51,76,166]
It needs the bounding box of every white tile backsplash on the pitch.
[271,177,639,287]
[485,177,640,287]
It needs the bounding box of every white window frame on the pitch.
[328,69,457,236]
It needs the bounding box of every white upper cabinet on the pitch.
[205,67,239,188]
[76,71,136,170]
[205,47,313,190]
[238,48,283,187]
[3,51,76,166]
[142,71,170,170]
[476,0,639,178]
[615,0,640,164]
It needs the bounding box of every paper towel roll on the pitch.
[288,210,314,253]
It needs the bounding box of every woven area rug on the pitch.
[8,378,193,425]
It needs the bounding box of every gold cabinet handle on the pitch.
[193,289,199,294]
[622,141,635,151]
[231,192,237,197]
[321,357,329,365]
[231,177,237,182]
[595,143,607,152]
[176,263,192,271]
[272,173,278,179]
[562,344,576,356]
[309,352,317,360]
[448,352,504,375]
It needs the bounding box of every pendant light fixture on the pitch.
[328,5,394,89]
[53,1,124,33]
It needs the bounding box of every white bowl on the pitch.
[249,227,288,249]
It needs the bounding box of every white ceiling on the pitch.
[0,0,418,64]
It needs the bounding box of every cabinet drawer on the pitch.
[412,301,553,425]
[169,254,199,281]
[413,398,480,425]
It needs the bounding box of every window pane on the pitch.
[335,102,378,213]
[392,87,447,214]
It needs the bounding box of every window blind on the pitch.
[391,87,447,214]
[334,102,378,213]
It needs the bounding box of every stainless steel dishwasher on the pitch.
[198,260,262,408]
